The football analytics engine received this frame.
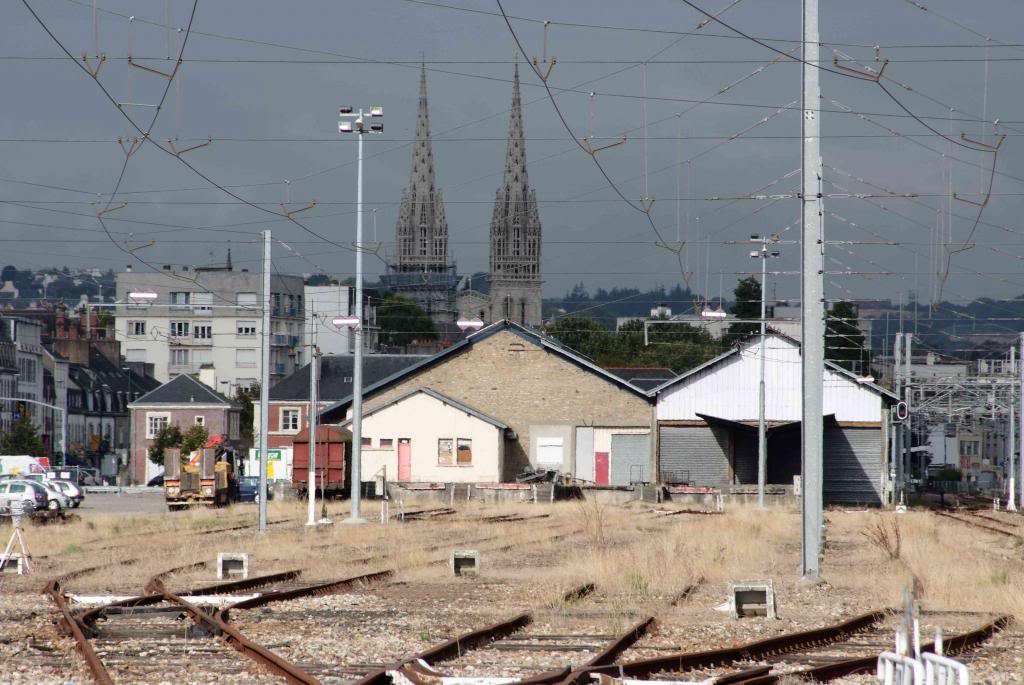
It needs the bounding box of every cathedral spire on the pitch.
[411,62,436,192]
[393,63,449,273]
[502,63,528,196]
[487,64,542,328]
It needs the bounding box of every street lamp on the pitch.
[457,318,484,332]
[750,234,782,509]
[127,290,157,302]
[337,104,383,524]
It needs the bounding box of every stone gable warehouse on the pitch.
[651,332,898,505]
[319,321,655,485]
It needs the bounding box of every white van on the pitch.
[0,455,48,478]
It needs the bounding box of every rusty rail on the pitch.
[43,580,114,685]
[351,612,534,685]
[730,614,1012,684]
[219,570,393,620]
[934,510,1021,539]
[176,568,303,596]
[517,609,889,685]
[149,578,322,685]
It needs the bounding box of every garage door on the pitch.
[824,427,882,505]
[610,433,650,485]
[658,425,730,486]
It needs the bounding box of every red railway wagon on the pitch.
[292,425,350,498]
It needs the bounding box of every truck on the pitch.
[292,426,350,499]
[163,436,239,510]
[0,455,49,478]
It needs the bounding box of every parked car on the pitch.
[237,476,273,504]
[0,473,72,511]
[49,479,84,508]
[147,474,164,487]
[0,479,48,516]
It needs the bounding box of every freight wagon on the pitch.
[292,426,350,499]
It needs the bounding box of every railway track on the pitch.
[49,566,394,685]
[934,510,1024,540]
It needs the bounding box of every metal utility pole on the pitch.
[893,332,903,502]
[338,105,382,524]
[258,229,271,533]
[1019,332,1024,511]
[307,307,319,527]
[799,0,825,582]
[1009,344,1016,511]
[750,235,781,509]
[904,333,913,493]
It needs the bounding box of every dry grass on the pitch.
[825,510,1024,620]
[9,497,1024,623]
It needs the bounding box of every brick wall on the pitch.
[354,330,653,479]
[130,406,232,484]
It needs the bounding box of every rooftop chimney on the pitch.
[198,364,217,391]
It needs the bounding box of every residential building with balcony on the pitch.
[304,285,379,356]
[114,264,306,396]
[0,316,45,436]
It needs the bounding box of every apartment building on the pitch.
[304,285,379,356]
[114,265,306,396]
[0,316,45,435]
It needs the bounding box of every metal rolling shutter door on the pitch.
[610,433,650,485]
[824,427,882,505]
[658,425,730,486]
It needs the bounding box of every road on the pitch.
[76,489,168,515]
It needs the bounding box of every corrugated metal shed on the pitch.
[654,334,892,423]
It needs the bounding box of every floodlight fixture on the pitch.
[128,290,158,301]
[332,315,360,329]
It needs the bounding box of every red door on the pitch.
[398,439,412,481]
[595,452,610,485]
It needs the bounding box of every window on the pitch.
[193,348,213,366]
[169,321,189,338]
[170,291,191,308]
[237,320,257,336]
[126,348,146,362]
[192,291,213,313]
[962,440,980,457]
[438,438,454,466]
[170,348,190,367]
[237,292,258,310]
[229,412,240,440]
[280,407,300,432]
[361,437,372,447]
[127,320,146,336]
[194,416,205,427]
[146,412,170,438]
[236,348,257,368]
[457,438,473,465]
[236,378,257,391]
[193,323,213,340]
[380,438,394,448]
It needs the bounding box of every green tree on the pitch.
[377,293,437,347]
[234,384,259,449]
[725,276,762,342]
[1,414,47,457]
[148,424,208,466]
[544,316,613,360]
[826,301,868,373]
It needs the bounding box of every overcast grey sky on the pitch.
[3,0,1024,306]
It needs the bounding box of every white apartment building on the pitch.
[115,265,306,397]
[304,285,379,356]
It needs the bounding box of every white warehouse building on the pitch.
[651,332,898,505]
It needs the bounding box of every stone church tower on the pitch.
[486,64,543,328]
[380,65,458,327]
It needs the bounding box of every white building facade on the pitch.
[115,266,306,397]
[304,285,378,356]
